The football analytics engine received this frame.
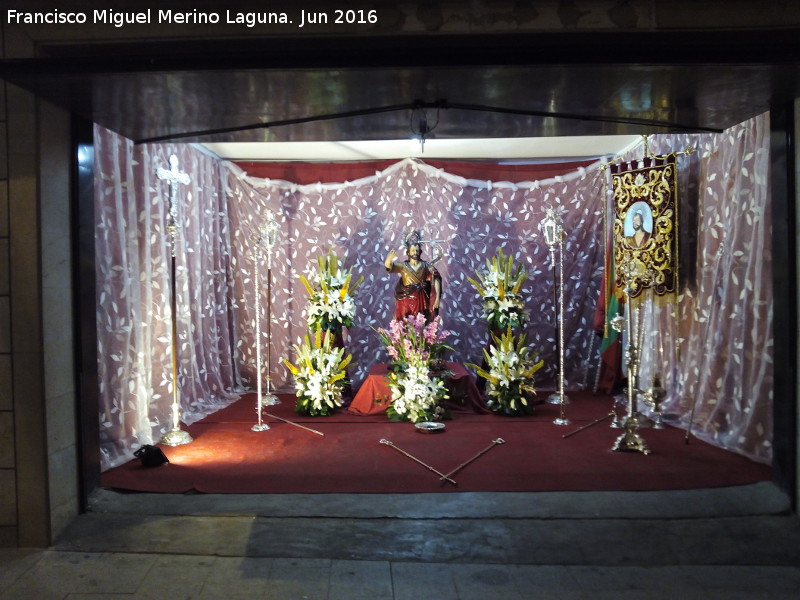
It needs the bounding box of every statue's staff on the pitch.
[416,237,446,265]
[380,439,457,485]
[439,438,505,481]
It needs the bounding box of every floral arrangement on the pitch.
[300,248,363,335]
[284,328,352,416]
[467,247,528,331]
[375,313,452,423]
[376,313,452,370]
[385,364,450,424]
[467,329,543,416]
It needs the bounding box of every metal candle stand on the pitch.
[610,259,664,455]
[641,375,666,429]
[540,208,570,426]
[156,155,193,447]
[251,214,281,433]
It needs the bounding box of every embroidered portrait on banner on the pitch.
[612,155,679,303]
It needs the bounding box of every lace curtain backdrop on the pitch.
[630,113,773,464]
[94,128,242,470]
[223,157,607,405]
[94,112,773,471]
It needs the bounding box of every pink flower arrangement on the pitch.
[375,314,452,370]
[424,316,451,345]
[374,314,453,423]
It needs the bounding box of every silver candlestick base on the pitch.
[547,392,570,405]
[159,428,193,446]
[251,422,270,432]
[552,392,571,426]
[261,393,281,406]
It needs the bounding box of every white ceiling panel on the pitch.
[201,135,642,162]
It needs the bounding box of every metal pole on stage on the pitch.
[539,207,570,424]
[156,155,193,447]
[611,259,653,455]
[252,214,281,432]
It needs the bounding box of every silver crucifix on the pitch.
[157,154,191,255]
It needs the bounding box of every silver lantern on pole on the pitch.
[251,212,281,432]
[539,206,570,426]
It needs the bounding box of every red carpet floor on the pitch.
[101,391,772,494]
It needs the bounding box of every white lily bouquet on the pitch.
[300,249,363,335]
[284,328,352,416]
[467,247,528,331]
[386,363,449,424]
[467,329,543,416]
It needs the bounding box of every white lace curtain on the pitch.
[634,114,773,463]
[223,157,606,402]
[94,131,242,469]
[94,112,773,471]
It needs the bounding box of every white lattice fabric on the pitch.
[223,157,606,404]
[94,132,242,469]
[632,114,773,464]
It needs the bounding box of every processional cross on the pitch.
[157,155,191,256]
[156,154,193,446]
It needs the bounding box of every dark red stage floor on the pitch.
[101,391,772,494]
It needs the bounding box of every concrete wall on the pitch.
[796,97,800,511]
[40,99,79,541]
[0,22,78,547]
[0,33,13,544]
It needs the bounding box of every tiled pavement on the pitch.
[2,482,800,599]
[2,551,800,599]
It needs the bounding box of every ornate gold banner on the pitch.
[611,156,678,301]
